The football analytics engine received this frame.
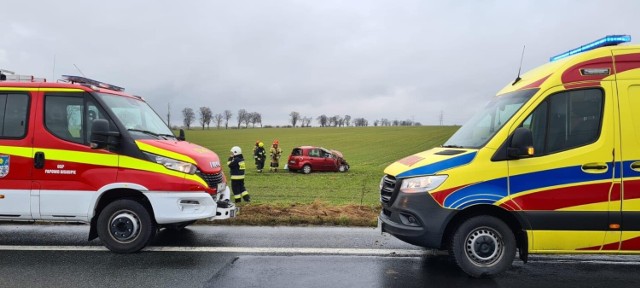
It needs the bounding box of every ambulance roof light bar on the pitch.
[550,35,631,62]
[61,75,125,92]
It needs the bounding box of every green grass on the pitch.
[181,126,458,206]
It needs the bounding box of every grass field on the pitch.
[182,126,459,225]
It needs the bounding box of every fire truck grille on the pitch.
[380,175,397,204]
[196,171,224,188]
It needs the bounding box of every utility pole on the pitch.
[167,103,171,127]
[439,110,444,126]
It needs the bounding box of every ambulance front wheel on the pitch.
[450,215,516,278]
[97,199,157,253]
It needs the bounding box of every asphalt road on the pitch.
[1,223,640,288]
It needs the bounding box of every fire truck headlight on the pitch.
[144,152,197,174]
[217,182,227,193]
[400,175,448,193]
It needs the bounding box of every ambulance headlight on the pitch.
[400,175,448,193]
[143,152,197,174]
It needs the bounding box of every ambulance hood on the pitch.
[384,148,477,179]
[135,139,223,174]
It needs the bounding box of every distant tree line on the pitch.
[178,108,421,130]
[373,118,421,127]
[180,108,262,130]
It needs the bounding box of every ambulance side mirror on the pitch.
[508,127,534,159]
[90,119,120,149]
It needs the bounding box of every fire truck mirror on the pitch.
[90,119,119,149]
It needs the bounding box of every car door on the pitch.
[0,89,34,220]
[31,91,118,221]
[320,149,337,171]
[507,85,617,252]
[308,148,325,170]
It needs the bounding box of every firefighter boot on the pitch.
[242,193,251,202]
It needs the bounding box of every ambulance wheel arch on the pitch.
[442,205,528,277]
[450,215,516,278]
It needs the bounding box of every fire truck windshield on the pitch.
[95,93,174,139]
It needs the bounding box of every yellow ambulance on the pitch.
[379,35,640,277]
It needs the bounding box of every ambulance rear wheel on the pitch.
[97,199,156,253]
[450,215,515,278]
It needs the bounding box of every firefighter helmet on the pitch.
[231,146,242,155]
[259,142,264,147]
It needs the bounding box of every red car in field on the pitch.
[287,146,350,174]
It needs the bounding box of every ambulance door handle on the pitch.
[34,152,45,169]
[631,161,640,172]
[581,162,608,174]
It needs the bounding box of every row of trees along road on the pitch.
[290,112,420,127]
[181,108,262,130]
[179,108,421,130]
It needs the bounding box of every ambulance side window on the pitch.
[521,88,603,155]
[0,93,29,138]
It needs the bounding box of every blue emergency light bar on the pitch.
[549,35,631,62]
[61,75,125,92]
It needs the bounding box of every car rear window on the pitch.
[291,148,302,156]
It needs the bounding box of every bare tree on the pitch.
[243,112,251,128]
[182,107,195,130]
[213,113,223,128]
[301,116,312,127]
[249,112,260,128]
[354,117,368,127]
[223,110,233,129]
[237,109,247,128]
[316,114,328,127]
[255,113,262,127]
[199,106,213,130]
[329,115,341,127]
[289,111,301,127]
[344,115,351,127]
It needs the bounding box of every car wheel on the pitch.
[302,164,312,174]
[97,199,156,253]
[339,164,347,172]
[450,215,515,278]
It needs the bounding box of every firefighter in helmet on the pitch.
[228,146,251,203]
[269,139,282,172]
[254,141,266,172]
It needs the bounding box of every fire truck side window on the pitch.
[0,93,29,138]
[45,94,84,144]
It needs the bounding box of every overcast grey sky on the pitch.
[1,1,639,126]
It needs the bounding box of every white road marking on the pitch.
[0,245,433,256]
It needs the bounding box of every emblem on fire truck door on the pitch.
[0,155,9,178]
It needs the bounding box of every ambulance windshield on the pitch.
[95,93,174,139]
[443,89,538,149]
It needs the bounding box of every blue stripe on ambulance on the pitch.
[396,152,477,179]
[444,177,508,209]
[443,162,619,209]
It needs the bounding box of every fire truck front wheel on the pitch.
[97,199,157,253]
